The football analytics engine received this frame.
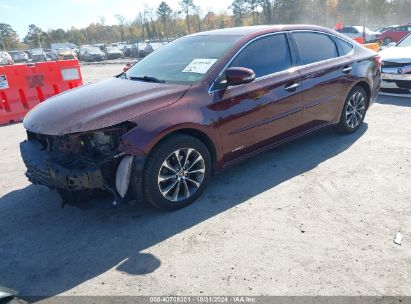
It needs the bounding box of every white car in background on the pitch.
[0,51,14,65]
[380,33,411,91]
[338,26,381,43]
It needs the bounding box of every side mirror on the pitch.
[388,42,397,48]
[123,63,132,72]
[221,67,255,87]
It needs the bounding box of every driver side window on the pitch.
[229,34,292,78]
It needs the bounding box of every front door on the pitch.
[211,33,303,164]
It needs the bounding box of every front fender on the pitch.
[118,102,223,166]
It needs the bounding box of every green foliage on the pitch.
[23,24,48,48]
[7,0,411,49]
[0,23,20,50]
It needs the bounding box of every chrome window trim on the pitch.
[208,31,290,94]
[208,29,355,95]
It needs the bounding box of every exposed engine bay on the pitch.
[20,122,138,206]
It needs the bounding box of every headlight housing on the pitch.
[81,122,136,157]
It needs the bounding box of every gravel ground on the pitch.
[0,64,410,297]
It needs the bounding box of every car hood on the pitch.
[380,47,411,63]
[23,77,190,135]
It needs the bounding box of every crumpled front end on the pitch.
[20,122,141,205]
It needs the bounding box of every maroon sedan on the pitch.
[21,25,381,210]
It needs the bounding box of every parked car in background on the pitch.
[380,24,411,45]
[29,48,47,62]
[93,44,106,52]
[78,45,92,60]
[81,46,106,62]
[337,26,381,43]
[130,43,139,58]
[380,33,411,90]
[20,25,381,210]
[0,51,13,65]
[44,48,52,61]
[8,50,29,63]
[105,46,123,59]
[375,25,399,33]
[50,48,77,61]
[121,44,132,57]
[51,43,78,53]
[138,41,164,58]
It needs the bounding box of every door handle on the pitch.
[342,66,353,74]
[284,82,300,92]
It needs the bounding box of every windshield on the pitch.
[397,34,411,47]
[125,35,242,84]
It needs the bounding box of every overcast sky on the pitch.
[0,0,233,38]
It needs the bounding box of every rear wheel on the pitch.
[142,134,212,210]
[337,86,368,134]
[384,37,393,45]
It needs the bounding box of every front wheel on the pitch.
[384,37,393,45]
[337,86,368,134]
[141,134,212,210]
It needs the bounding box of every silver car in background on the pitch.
[8,51,29,63]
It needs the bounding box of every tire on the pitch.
[337,86,368,134]
[384,37,392,45]
[141,134,212,210]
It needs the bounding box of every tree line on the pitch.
[1,0,410,50]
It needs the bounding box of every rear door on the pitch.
[291,31,355,128]
[213,33,303,164]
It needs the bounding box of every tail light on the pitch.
[373,55,382,70]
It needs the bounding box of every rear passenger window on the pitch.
[293,32,338,65]
[229,34,292,78]
[334,37,354,56]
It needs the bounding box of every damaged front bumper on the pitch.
[20,126,146,205]
[20,139,106,191]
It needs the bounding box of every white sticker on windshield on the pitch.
[182,59,218,74]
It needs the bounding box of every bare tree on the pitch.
[157,1,173,38]
[179,0,196,34]
[115,14,126,43]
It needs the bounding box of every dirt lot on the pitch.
[0,64,410,297]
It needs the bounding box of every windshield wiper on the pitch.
[128,76,165,83]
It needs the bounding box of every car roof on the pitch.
[190,24,337,37]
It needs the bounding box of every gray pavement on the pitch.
[0,64,410,297]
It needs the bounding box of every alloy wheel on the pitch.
[346,91,366,129]
[157,148,205,202]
